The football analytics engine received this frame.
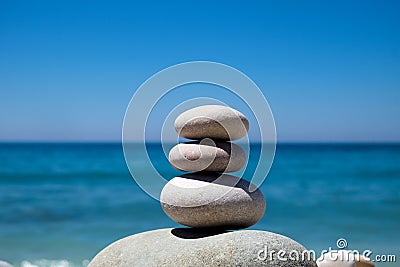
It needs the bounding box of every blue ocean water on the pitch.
[0,143,399,266]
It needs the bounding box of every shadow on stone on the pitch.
[171,227,229,239]
[180,172,261,199]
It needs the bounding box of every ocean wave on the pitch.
[0,172,130,181]
[17,259,89,267]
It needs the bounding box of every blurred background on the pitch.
[0,1,399,266]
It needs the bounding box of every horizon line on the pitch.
[0,140,400,145]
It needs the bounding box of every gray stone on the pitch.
[89,228,317,267]
[160,173,265,229]
[168,140,246,172]
[174,105,249,140]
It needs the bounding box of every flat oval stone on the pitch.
[168,140,246,172]
[160,173,265,229]
[89,228,317,267]
[174,105,249,140]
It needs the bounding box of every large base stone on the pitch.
[89,228,317,267]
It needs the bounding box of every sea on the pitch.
[0,143,399,267]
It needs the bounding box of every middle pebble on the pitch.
[169,139,246,172]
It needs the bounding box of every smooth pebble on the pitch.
[160,173,265,229]
[168,140,246,172]
[174,105,249,140]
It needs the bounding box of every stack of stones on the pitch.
[89,105,317,267]
[161,105,266,229]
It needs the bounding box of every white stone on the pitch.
[174,105,249,140]
[168,140,246,172]
[160,173,265,229]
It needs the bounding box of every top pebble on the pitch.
[174,105,249,140]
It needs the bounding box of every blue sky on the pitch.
[0,0,399,142]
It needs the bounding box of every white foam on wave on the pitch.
[19,259,89,267]
[0,260,14,267]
